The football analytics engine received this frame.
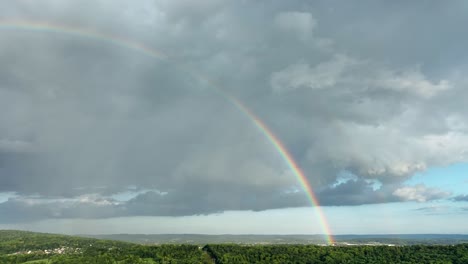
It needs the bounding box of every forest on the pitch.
[204,244,468,264]
[1,230,467,263]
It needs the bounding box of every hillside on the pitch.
[0,230,211,263]
[1,230,468,263]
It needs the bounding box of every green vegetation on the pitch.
[0,230,211,264]
[204,244,468,264]
[1,230,467,263]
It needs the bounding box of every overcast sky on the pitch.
[0,0,467,235]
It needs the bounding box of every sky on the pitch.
[0,0,467,235]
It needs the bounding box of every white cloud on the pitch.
[373,67,451,98]
[393,184,451,202]
[0,192,17,203]
[270,55,451,98]
[270,54,356,93]
[12,194,119,207]
[307,120,468,182]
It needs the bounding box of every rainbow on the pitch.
[0,19,334,244]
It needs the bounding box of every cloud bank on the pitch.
[1,0,468,222]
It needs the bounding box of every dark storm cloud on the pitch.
[0,197,123,223]
[0,0,467,222]
[125,183,308,216]
[0,184,308,223]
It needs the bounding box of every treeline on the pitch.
[203,244,468,264]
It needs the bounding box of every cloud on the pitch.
[453,195,468,202]
[270,54,356,93]
[0,139,33,152]
[372,67,451,98]
[317,178,452,206]
[270,55,450,98]
[274,11,316,39]
[413,205,452,215]
[0,0,467,222]
[0,196,122,223]
[317,179,397,206]
[393,184,451,202]
[0,185,308,222]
